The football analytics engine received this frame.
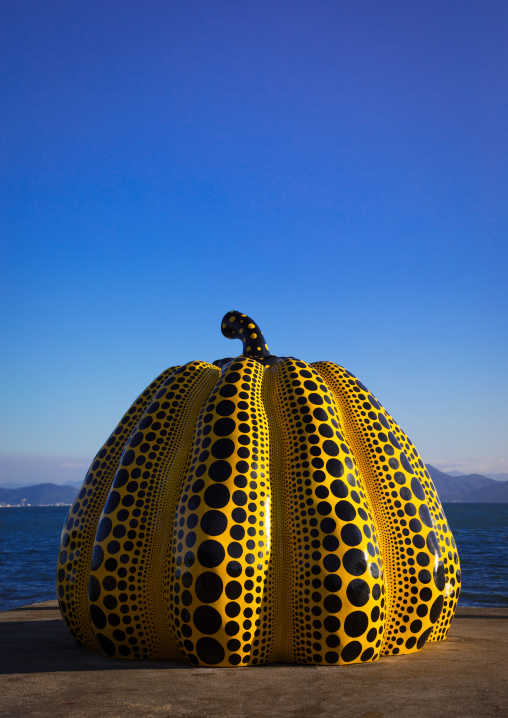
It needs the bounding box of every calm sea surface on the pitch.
[0,503,506,612]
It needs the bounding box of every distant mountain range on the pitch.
[1,466,507,506]
[0,482,79,507]
[425,466,508,502]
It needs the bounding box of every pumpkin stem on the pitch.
[221,311,270,358]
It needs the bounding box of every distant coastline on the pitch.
[1,465,508,506]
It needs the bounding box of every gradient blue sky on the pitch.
[1,1,507,484]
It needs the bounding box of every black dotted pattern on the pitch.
[87,362,219,659]
[314,362,460,655]
[58,318,460,666]
[56,365,179,649]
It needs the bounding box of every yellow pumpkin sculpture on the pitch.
[57,311,460,666]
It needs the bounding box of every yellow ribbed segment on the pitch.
[166,357,274,666]
[87,362,219,659]
[56,365,179,650]
[270,359,386,664]
[314,362,455,656]
[387,422,461,642]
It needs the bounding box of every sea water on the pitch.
[0,503,507,612]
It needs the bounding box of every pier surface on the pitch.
[1,601,506,718]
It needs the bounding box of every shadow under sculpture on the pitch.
[57,311,460,666]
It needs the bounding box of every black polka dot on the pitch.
[323,595,342,613]
[204,484,230,509]
[320,518,336,533]
[322,535,339,551]
[323,440,339,457]
[225,621,239,636]
[231,507,246,523]
[104,491,120,515]
[225,581,242,600]
[197,540,225,568]
[216,400,235,416]
[121,449,135,466]
[341,524,362,546]
[324,574,342,592]
[404,503,417,516]
[227,542,243,558]
[211,438,235,459]
[225,372,241,384]
[193,605,222,634]
[226,561,242,577]
[409,518,422,533]
[195,572,223,603]
[418,569,432,584]
[420,587,432,602]
[416,552,430,567]
[90,605,107,630]
[323,554,341,572]
[343,549,367,576]
[232,490,247,506]
[200,510,228,536]
[214,418,236,437]
[426,531,440,555]
[330,480,348,498]
[417,627,433,649]
[196,637,225,665]
[91,545,104,571]
[346,579,370,607]
[344,611,368,638]
[430,595,444,623]
[324,615,340,632]
[335,500,356,521]
[400,452,414,474]
[88,576,101,602]
[326,459,344,478]
[317,501,332,516]
[353,646,370,664]
[418,504,433,528]
[410,619,422,634]
[225,602,240,617]
[208,460,232,482]
[341,641,362,662]
[411,476,426,501]
[96,517,112,543]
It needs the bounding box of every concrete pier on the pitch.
[1,601,506,717]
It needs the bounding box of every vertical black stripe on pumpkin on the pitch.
[88,361,219,659]
[314,362,447,657]
[57,364,179,651]
[386,425,461,643]
[270,359,386,665]
[169,357,274,667]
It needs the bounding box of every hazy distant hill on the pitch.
[486,473,508,482]
[444,470,508,481]
[425,465,508,502]
[0,483,78,506]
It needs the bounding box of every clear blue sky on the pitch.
[1,0,507,483]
